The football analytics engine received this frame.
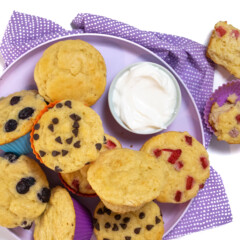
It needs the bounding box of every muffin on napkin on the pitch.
[141,131,210,203]
[207,21,240,78]
[34,39,107,106]
[31,99,104,173]
[0,90,46,154]
[93,201,164,240]
[34,186,92,240]
[87,148,166,213]
[59,133,122,196]
[0,153,50,228]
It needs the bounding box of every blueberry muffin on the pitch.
[34,186,93,240]
[207,21,240,78]
[0,153,50,228]
[141,131,210,203]
[87,148,166,213]
[209,94,240,143]
[93,201,164,240]
[0,90,46,153]
[34,39,107,106]
[32,100,104,173]
[60,134,122,196]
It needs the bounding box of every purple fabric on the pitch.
[0,11,232,239]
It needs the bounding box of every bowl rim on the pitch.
[108,61,182,135]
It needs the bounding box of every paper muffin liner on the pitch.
[0,132,32,155]
[204,79,240,133]
[30,101,60,164]
[59,173,97,198]
[72,197,93,240]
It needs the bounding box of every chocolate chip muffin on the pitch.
[141,131,210,203]
[34,186,93,240]
[60,134,122,196]
[93,201,164,240]
[0,153,50,228]
[34,39,107,106]
[87,148,166,213]
[0,90,46,153]
[31,100,104,173]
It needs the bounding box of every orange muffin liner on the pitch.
[58,173,97,198]
[30,100,60,164]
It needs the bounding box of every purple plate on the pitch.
[0,33,204,239]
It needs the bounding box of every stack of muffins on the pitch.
[0,39,211,240]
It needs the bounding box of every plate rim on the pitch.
[0,32,205,237]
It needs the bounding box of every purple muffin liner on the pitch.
[72,198,93,240]
[204,79,240,133]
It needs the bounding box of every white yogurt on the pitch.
[111,62,179,134]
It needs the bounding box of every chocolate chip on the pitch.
[52,118,59,124]
[55,166,62,172]
[18,107,34,119]
[97,208,104,215]
[134,228,141,234]
[62,150,68,156]
[56,103,63,108]
[114,214,121,220]
[103,136,107,144]
[95,143,102,151]
[39,150,46,157]
[104,206,112,215]
[123,217,130,223]
[73,141,81,148]
[72,121,79,128]
[5,119,18,132]
[48,124,54,132]
[94,222,100,231]
[55,136,62,144]
[72,128,78,137]
[155,216,161,224]
[34,123,40,130]
[120,223,127,229]
[66,137,73,144]
[64,100,72,108]
[139,212,145,219]
[3,152,19,163]
[70,113,81,121]
[23,223,32,230]
[103,238,110,240]
[146,225,154,231]
[112,224,119,231]
[105,222,111,228]
[33,134,39,140]
[37,187,51,203]
[52,151,60,156]
[16,177,35,194]
[10,96,21,105]
[125,237,131,240]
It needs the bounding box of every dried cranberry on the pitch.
[163,149,182,164]
[174,161,184,171]
[236,114,240,124]
[200,157,209,169]
[185,136,192,146]
[106,140,117,149]
[186,176,194,190]
[231,29,239,39]
[216,26,226,37]
[174,190,182,202]
[71,179,80,192]
[153,149,162,158]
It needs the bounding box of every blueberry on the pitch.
[10,96,21,105]
[5,119,18,132]
[37,187,51,203]
[18,107,34,119]
[16,177,36,194]
[3,152,19,163]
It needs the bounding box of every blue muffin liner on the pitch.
[0,132,32,155]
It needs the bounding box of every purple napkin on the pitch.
[0,11,232,239]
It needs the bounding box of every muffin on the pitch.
[87,148,166,213]
[31,99,104,173]
[0,153,50,228]
[141,131,210,203]
[206,21,240,78]
[34,186,93,240]
[34,39,107,106]
[59,134,122,196]
[93,201,164,240]
[0,90,46,154]
[204,80,240,143]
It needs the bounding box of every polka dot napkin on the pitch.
[0,11,232,239]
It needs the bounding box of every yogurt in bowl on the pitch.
[108,62,182,134]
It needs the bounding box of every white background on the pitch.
[0,0,240,239]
